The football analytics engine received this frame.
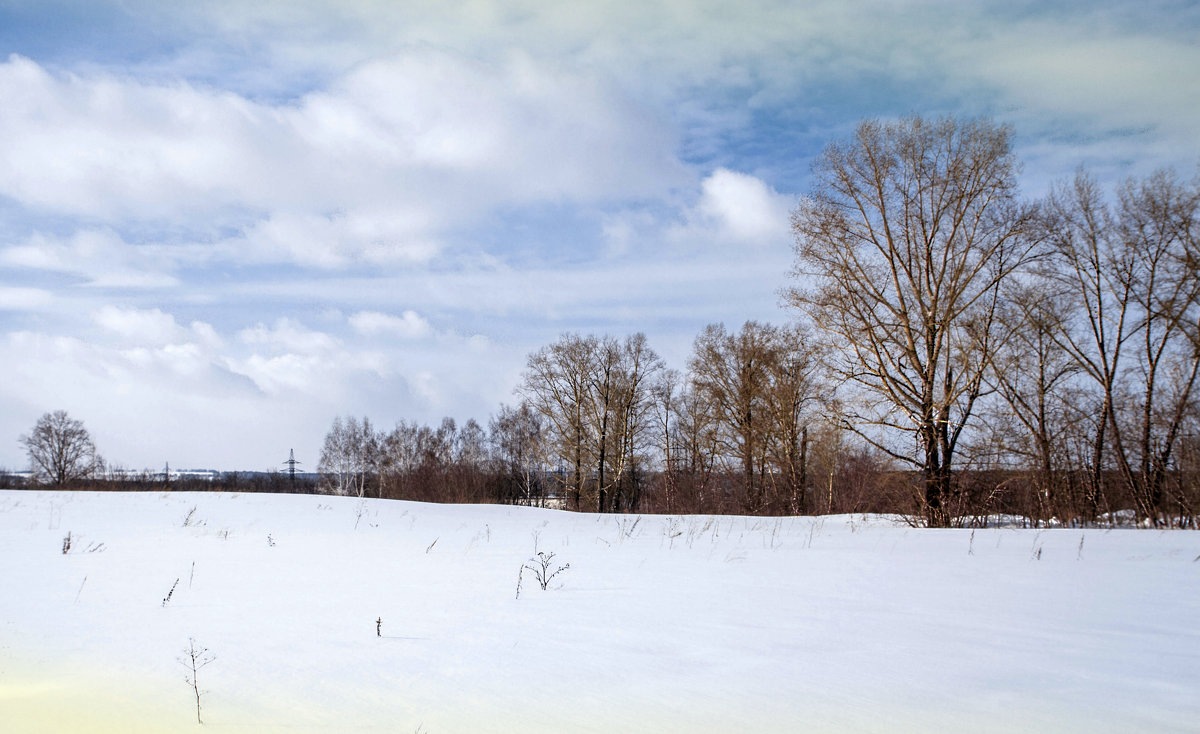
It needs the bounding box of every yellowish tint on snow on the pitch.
[0,665,190,734]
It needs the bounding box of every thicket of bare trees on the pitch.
[1000,168,1200,527]
[791,116,1199,527]
[317,415,493,503]
[518,333,663,512]
[309,323,859,516]
[682,322,823,514]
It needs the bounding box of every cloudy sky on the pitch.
[1,0,1197,471]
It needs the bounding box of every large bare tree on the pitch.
[789,116,1036,526]
[21,410,100,486]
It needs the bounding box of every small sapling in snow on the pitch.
[180,637,215,724]
[62,531,72,554]
[516,551,570,599]
[376,617,382,637]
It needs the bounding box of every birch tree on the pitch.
[317,415,379,497]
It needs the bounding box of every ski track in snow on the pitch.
[1,490,1198,733]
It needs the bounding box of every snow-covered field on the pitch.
[1,490,1197,733]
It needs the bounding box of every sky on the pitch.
[1,0,1198,472]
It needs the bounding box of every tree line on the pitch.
[9,116,1198,528]
[315,117,1198,527]
[314,323,838,517]
[789,117,1198,527]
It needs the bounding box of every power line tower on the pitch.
[283,449,301,485]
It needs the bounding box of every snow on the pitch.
[1,490,1198,733]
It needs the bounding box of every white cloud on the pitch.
[0,329,326,470]
[230,353,330,395]
[0,286,54,311]
[695,168,793,245]
[348,310,434,339]
[0,229,181,289]
[0,51,686,270]
[235,209,440,268]
[93,305,184,344]
[237,318,340,354]
[92,305,223,349]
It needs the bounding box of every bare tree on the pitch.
[789,116,1036,526]
[689,322,777,511]
[670,376,721,512]
[520,334,597,509]
[20,410,101,486]
[983,281,1084,523]
[490,402,546,505]
[317,415,379,497]
[1041,172,1132,518]
[686,322,822,514]
[1112,171,1200,524]
[1044,169,1200,524]
[519,332,662,513]
[585,336,622,512]
[651,368,683,513]
[601,333,662,512]
[763,325,823,514]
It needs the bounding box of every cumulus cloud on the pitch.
[695,168,793,244]
[0,51,685,271]
[94,305,185,344]
[237,318,340,354]
[349,310,434,339]
[92,305,222,348]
